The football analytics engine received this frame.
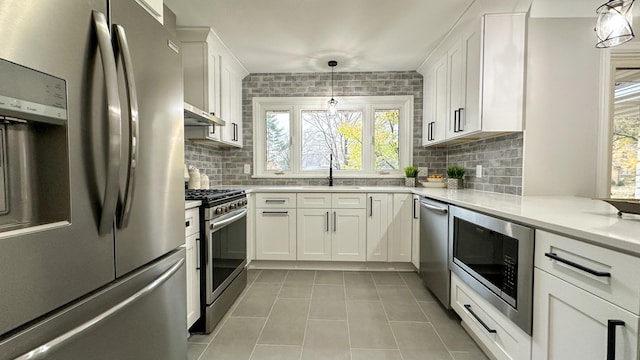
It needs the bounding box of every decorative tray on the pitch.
[598,198,640,216]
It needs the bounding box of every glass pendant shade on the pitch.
[595,0,635,48]
[327,98,338,118]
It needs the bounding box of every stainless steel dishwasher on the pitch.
[419,197,450,308]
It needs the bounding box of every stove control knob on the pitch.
[215,207,223,215]
[241,199,247,206]
[229,203,237,210]
[222,206,229,213]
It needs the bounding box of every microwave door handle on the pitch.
[13,258,184,360]
[92,10,122,236]
[113,24,139,229]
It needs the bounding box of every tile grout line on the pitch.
[343,271,353,360]
[403,273,457,360]
[194,269,262,360]
[375,273,406,360]
[247,270,288,360]
[298,270,316,360]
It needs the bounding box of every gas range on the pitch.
[185,189,247,221]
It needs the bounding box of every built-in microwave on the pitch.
[448,205,534,334]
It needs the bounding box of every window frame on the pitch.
[253,96,413,178]
[596,47,640,198]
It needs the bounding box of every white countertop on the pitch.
[244,185,640,256]
[185,200,201,210]
[413,188,640,256]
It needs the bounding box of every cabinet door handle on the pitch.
[185,220,190,227]
[430,122,435,141]
[458,108,464,131]
[413,198,419,219]
[265,199,286,204]
[464,304,496,334]
[544,252,612,277]
[195,238,201,270]
[234,123,238,141]
[262,211,288,216]
[333,211,337,232]
[607,320,625,360]
[326,211,329,232]
[369,196,373,217]
[453,109,459,132]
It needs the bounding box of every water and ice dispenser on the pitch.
[0,58,70,233]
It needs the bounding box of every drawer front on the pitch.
[255,193,297,208]
[451,273,532,360]
[297,193,332,208]
[185,208,199,237]
[331,193,366,209]
[535,230,640,315]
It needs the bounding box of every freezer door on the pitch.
[111,0,185,276]
[0,0,117,336]
[0,249,187,360]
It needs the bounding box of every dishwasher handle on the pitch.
[420,200,448,214]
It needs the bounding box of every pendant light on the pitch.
[595,0,635,48]
[327,60,338,118]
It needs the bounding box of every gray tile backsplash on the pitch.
[183,71,523,195]
[446,133,523,195]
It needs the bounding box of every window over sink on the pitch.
[253,96,413,178]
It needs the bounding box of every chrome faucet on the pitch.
[328,154,333,186]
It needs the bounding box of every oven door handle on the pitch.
[212,208,248,231]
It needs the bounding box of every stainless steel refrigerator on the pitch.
[0,1,186,359]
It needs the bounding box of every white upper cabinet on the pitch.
[420,13,526,146]
[178,28,247,148]
[135,0,163,23]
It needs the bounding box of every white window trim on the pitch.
[253,96,414,178]
[596,45,640,197]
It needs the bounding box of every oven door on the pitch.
[205,207,247,305]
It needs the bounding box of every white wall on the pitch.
[522,17,601,196]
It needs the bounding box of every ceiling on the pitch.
[164,0,610,74]
[164,0,479,73]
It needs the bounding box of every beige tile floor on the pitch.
[188,269,488,360]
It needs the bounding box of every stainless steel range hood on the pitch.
[183,102,225,126]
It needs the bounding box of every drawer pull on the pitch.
[185,220,190,227]
[262,211,288,216]
[607,320,625,360]
[464,304,497,334]
[544,252,611,277]
[265,199,286,204]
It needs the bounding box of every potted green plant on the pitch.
[404,166,420,187]
[446,165,465,189]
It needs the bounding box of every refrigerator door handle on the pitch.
[14,258,185,360]
[113,24,139,229]
[92,10,122,236]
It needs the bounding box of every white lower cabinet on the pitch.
[532,269,639,360]
[388,193,412,262]
[297,209,332,260]
[411,194,420,269]
[297,193,366,261]
[366,193,392,261]
[185,207,200,330]
[331,209,366,261]
[255,206,297,260]
[451,273,532,360]
[532,230,640,360]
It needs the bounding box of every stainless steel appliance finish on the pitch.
[448,205,534,334]
[186,189,248,334]
[184,102,225,126]
[0,1,186,358]
[419,197,450,308]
